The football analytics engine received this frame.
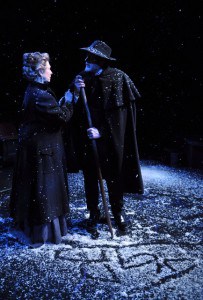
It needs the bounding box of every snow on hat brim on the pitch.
[80,40,116,61]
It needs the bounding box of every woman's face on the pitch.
[40,61,53,83]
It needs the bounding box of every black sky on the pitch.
[0,0,202,159]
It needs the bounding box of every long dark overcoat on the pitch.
[66,67,144,194]
[10,82,73,226]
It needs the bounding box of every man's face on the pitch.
[84,53,101,73]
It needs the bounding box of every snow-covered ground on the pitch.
[0,161,202,299]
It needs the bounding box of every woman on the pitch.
[10,52,73,246]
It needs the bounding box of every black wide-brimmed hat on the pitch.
[80,40,116,61]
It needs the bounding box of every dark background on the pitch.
[0,0,202,164]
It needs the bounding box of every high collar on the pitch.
[30,81,49,90]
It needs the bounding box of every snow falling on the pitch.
[0,160,202,299]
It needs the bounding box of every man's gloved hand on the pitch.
[87,127,101,139]
[72,75,85,104]
[74,75,85,93]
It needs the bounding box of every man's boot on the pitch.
[113,212,127,232]
[87,208,100,227]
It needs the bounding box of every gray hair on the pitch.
[22,52,50,81]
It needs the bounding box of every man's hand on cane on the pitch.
[74,75,101,140]
[87,127,101,139]
[74,75,85,92]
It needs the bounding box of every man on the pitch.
[68,40,144,232]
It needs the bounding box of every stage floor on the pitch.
[0,161,202,299]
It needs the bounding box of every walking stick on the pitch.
[80,87,114,238]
